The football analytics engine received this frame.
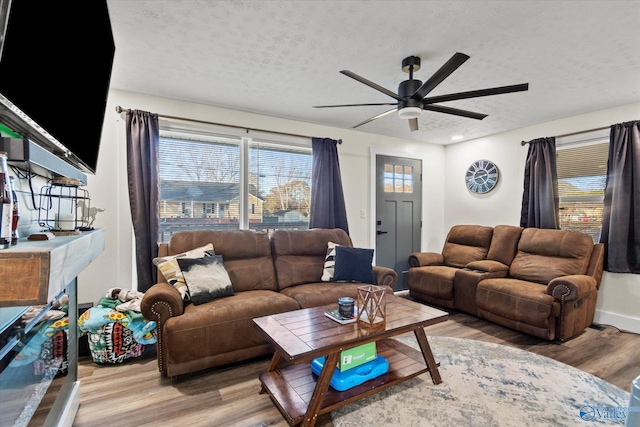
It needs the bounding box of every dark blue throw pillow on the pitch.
[332,246,375,284]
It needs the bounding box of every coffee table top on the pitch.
[253,295,447,362]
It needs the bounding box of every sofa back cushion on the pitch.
[509,228,594,284]
[442,225,494,268]
[486,225,523,266]
[166,230,277,292]
[271,228,352,289]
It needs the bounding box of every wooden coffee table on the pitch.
[253,295,448,426]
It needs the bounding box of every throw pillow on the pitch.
[177,255,234,305]
[321,242,339,281]
[332,246,376,284]
[152,244,214,301]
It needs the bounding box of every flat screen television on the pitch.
[0,0,115,175]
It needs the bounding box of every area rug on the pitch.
[331,336,631,427]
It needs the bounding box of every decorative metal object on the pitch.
[38,177,91,234]
[356,285,386,328]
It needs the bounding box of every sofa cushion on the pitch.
[486,225,523,266]
[271,228,353,289]
[476,278,560,329]
[509,228,594,285]
[165,230,277,292]
[177,255,234,305]
[406,265,457,300]
[280,282,393,309]
[152,243,215,300]
[442,225,493,268]
[333,246,375,284]
[163,290,300,366]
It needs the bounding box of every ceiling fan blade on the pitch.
[422,83,529,105]
[410,52,470,101]
[313,102,398,108]
[340,70,403,101]
[422,104,487,120]
[408,118,419,132]
[352,108,397,128]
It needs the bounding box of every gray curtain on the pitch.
[309,137,349,234]
[600,120,640,273]
[126,110,160,292]
[520,137,559,229]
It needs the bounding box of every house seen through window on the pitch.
[556,134,608,244]
[158,129,312,243]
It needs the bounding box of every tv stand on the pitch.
[0,229,104,426]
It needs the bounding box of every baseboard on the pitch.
[593,309,640,335]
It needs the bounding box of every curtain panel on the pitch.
[520,137,559,229]
[309,137,349,234]
[601,120,640,273]
[126,110,160,291]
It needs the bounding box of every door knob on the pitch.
[376,230,388,235]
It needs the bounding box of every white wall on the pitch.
[78,89,445,305]
[443,101,640,333]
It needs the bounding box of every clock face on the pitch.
[465,160,499,194]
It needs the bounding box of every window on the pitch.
[203,203,215,217]
[158,126,312,243]
[250,141,312,226]
[557,136,608,244]
[383,163,413,193]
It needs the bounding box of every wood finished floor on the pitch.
[30,300,640,427]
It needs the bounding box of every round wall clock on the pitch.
[465,160,499,194]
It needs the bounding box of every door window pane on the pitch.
[384,164,393,192]
[404,166,413,193]
[394,165,403,192]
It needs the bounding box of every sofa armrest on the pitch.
[466,260,509,274]
[408,252,444,268]
[140,283,185,375]
[546,275,597,302]
[141,282,185,321]
[372,265,398,288]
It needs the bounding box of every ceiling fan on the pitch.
[313,52,529,132]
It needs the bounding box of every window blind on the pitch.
[557,141,608,243]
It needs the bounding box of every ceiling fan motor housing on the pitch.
[398,79,424,110]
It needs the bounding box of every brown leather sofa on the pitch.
[407,225,604,341]
[140,228,397,377]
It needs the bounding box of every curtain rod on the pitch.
[114,105,335,142]
[520,125,610,146]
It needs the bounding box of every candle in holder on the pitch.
[55,213,75,231]
[356,285,386,328]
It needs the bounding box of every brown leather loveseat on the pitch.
[141,228,396,377]
[407,224,604,341]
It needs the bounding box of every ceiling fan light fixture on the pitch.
[397,106,422,119]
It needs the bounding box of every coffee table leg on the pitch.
[260,352,284,394]
[414,327,442,385]
[302,352,339,427]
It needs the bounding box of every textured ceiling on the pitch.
[106,0,640,145]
